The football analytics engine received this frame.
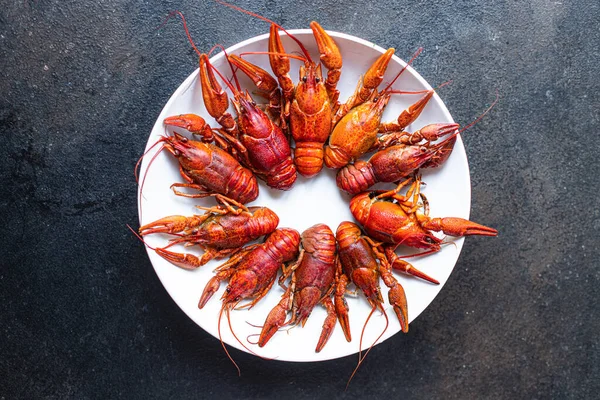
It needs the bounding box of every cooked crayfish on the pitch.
[164,12,296,190]
[197,228,300,374]
[224,12,343,177]
[218,1,401,178]
[336,123,459,195]
[143,124,258,203]
[200,53,297,189]
[350,175,498,257]
[323,49,432,169]
[258,223,337,352]
[335,221,410,336]
[139,196,279,269]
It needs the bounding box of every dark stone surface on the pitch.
[1,0,599,398]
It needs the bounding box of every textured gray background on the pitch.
[1,0,599,398]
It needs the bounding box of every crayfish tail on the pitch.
[294,142,324,178]
[336,160,377,195]
[266,158,297,190]
[323,145,351,169]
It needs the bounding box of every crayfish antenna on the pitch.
[126,224,157,251]
[387,79,453,96]
[159,11,202,56]
[455,92,499,135]
[346,304,389,390]
[137,140,168,221]
[215,0,313,63]
[226,308,277,361]
[218,306,242,376]
[246,333,260,345]
[379,47,423,94]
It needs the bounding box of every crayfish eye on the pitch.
[226,287,231,293]
[420,147,427,153]
[173,150,181,156]
[315,77,320,83]
[302,76,308,83]
[373,97,379,102]
[251,101,257,106]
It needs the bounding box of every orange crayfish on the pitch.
[258,224,338,352]
[350,175,498,260]
[138,195,279,269]
[198,228,300,374]
[323,49,438,169]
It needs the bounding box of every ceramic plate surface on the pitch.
[138,30,470,362]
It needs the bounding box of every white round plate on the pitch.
[138,30,470,362]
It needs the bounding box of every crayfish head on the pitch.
[409,231,443,250]
[236,94,273,139]
[298,63,324,91]
[349,192,373,226]
[368,91,392,118]
[162,132,190,156]
[222,270,258,305]
[295,63,328,113]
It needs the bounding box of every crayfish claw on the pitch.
[199,275,223,308]
[139,215,204,236]
[423,217,499,237]
[316,297,337,352]
[155,247,208,270]
[228,54,279,93]
[310,21,342,103]
[418,122,459,141]
[310,21,342,72]
[363,48,395,90]
[163,114,214,140]
[386,282,408,333]
[258,301,288,347]
[335,294,351,342]
[397,90,434,130]
[390,258,440,284]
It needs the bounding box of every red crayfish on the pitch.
[335,221,409,337]
[258,223,338,352]
[350,175,498,259]
[141,122,259,203]
[163,12,296,190]
[139,196,279,269]
[198,228,300,374]
[336,123,459,195]
[218,1,342,177]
